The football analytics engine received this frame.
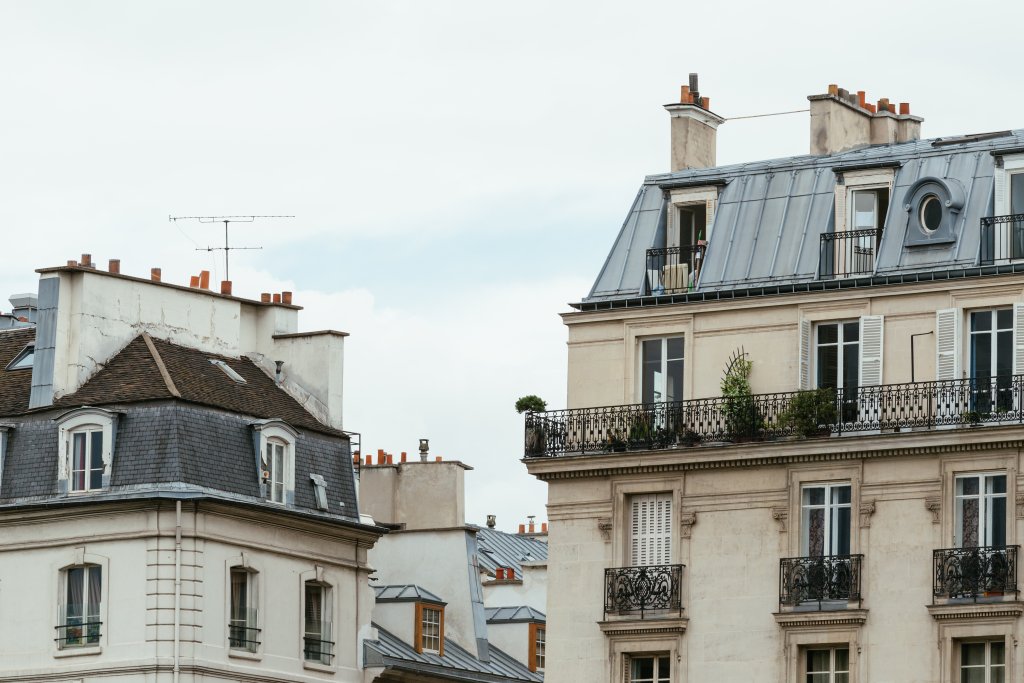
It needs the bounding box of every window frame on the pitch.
[52,550,109,657]
[802,645,850,683]
[58,564,103,650]
[302,579,334,666]
[800,483,852,557]
[958,639,1005,683]
[228,566,260,654]
[625,652,672,683]
[786,465,862,559]
[528,622,545,672]
[637,336,685,405]
[56,408,117,495]
[251,421,298,505]
[954,472,1008,548]
[813,320,860,392]
[415,602,445,656]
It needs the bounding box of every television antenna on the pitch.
[168,214,294,280]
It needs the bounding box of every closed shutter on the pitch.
[799,319,812,390]
[858,315,884,386]
[704,198,716,241]
[1014,303,1024,376]
[834,186,848,233]
[936,308,961,381]
[630,493,673,566]
[994,167,1008,217]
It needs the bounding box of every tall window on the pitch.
[801,484,851,557]
[960,641,1005,683]
[229,568,259,652]
[640,337,684,404]
[806,647,849,683]
[304,581,333,665]
[969,309,1013,413]
[630,493,672,566]
[59,565,102,648]
[416,604,443,655]
[816,322,859,421]
[70,428,104,492]
[529,623,545,672]
[629,654,670,683]
[265,439,287,503]
[955,474,1007,548]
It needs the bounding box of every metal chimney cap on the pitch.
[486,514,496,529]
[8,293,37,309]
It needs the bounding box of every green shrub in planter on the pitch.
[780,388,838,438]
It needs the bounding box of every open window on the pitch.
[639,337,684,404]
[56,408,117,495]
[528,623,545,672]
[251,420,297,505]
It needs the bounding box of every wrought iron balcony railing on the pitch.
[779,554,863,610]
[819,228,879,278]
[524,375,1024,457]
[645,245,706,294]
[933,545,1019,601]
[980,214,1024,265]
[604,564,684,619]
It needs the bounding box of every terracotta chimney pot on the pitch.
[272,293,281,304]
[518,523,526,534]
[199,270,210,289]
[80,253,92,267]
[151,268,162,282]
[220,280,232,295]
[260,292,271,303]
[108,259,120,274]
[189,275,200,288]
[281,291,293,305]
[67,260,78,267]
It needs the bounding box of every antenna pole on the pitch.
[224,219,230,280]
[168,215,293,280]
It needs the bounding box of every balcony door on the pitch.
[630,493,672,566]
[815,322,859,422]
[801,484,851,557]
[968,309,1013,414]
[954,474,1006,548]
[640,337,684,405]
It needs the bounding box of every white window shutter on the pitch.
[630,493,672,566]
[1013,303,1024,376]
[859,315,884,386]
[799,319,812,390]
[704,198,716,241]
[994,168,1008,217]
[835,187,848,233]
[936,308,961,381]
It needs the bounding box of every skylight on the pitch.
[7,345,34,371]
[209,358,247,384]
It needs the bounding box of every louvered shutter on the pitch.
[1013,303,1024,376]
[834,186,847,233]
[799,319,812,390]
[936,308,961,381]
[630,493,673,566]
[994,168,1008,217]
[704,198,716,241]
[859,316,884,386]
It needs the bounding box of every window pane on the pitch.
[666,337,684,360]
[991,641,1005,664]
[834,648,849,671]
[990,497,1006,546]
[842,341,859,391]
[853,191,877,230]
[971,311,992,332]
[806,649,831,672]
[997,330,1012,377]
[996,308,1012,329]
[641,340,662,403]
[960,477,980,496]
[657,655,670,678]
[305,583,323,630]
[666,358,684,403]
[832,485,851,505]
[90,432,103,469]
[66,567,84,617]
[631,656,654,679]
[961,668,985,683]
[990,475,1007,494]
[818,324,838,345]
[804,487,825,506]
[961,642,985,666]
[817,345,838,389]
[833,507,851,555]
[960,497,980,547]
[230,570,247,621]
[843,322,860,342]
[806,508,825,556]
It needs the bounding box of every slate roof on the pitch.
[484,606,545,624]
[0,327,36,416]
[374,584,446,604]
[472,526,548,576]
[364,624,544,683]
[585,129,1024,303]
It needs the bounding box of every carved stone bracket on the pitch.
[925,497,941,524]
[680,512,697,539]
[598,518,612,543]
[1016,494,1024,520]
[771,507,788,533]
[859,500,876,528]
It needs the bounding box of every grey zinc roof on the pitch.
[485,606,546,624]
[472,526,548,576]
[585,129,1024,302]
[364,624,543,683]
[374,584,446,604]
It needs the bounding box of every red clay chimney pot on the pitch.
[199,270,210,290]
[81,253,92,267]
[899,102,910,115]
[151,268,162,282]
[67,260,78,267]
[189,275,200,288]
[518,523,526,534]
[272,293,281,304]
[108,259,120,274]
[282,291,293,305]
[220,280,232,295]
[260,292,271,303]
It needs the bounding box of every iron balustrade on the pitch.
[524,374,1024,458]
[819,228,879,278]
[933,545,1019,601]
[980,214,1024,265]
[604,564,684,619]
[779,554,863,610]
[55,620,102,648]
[645,245,706,294]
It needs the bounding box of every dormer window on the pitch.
[70,428,104,492]
[415,602,444,655]
[56,408,117,495]
[919,194,943,233]
[251,420,297,505]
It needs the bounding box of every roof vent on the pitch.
[209,358,247,384]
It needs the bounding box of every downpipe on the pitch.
[174,500,182,683]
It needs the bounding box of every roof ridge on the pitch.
[142,332,181,398]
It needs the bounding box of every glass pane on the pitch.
[960,477,979,496]
[990,497,1006,546]
[834,648,849,671]
[991,668,1004,683]
[971,331,992,380]
[817,345,838,389]
[641,340,662,403]
[854,191,877,230]
[806,508,825,556]
[657,655,670,677]
[631,656,654,679]
[1012,173,1024,214]
[833,507,851,555]
[66,567,84,616]
[87,567,102,614]
[805,487,826,506]
[996,308,1012,330]
[842,341,859,391]
[666,337,684,361]
[230,570,247,620]
[808,675,830,683]
[971,311,992,332]
[832,486,851,505]
[990,475,1007,494]
[834,675,849,683]
[666,358,684,403]
[806,649,831,672]
[961,669,985,683]
[90,432,103,469]
[961,642,986,666]
[961,497,980,547]
[818,324,838,345]
[843,322,860,342]
[991,641,1005,664]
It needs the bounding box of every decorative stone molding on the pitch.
[927,601,1024,622]
[1016,493,1024,519]
[859,500,875,528]
[598,518,613,542]
[925,496,941,524]
[773,609,869,629]
[771,507,788,533]
[598,617,688,637]
[679,512,697,539]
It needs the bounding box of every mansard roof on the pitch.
[471,525,548,576]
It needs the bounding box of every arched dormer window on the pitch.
[250,420,297,505]
[56,408,118,495]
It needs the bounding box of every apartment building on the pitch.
[0,260,381,682]
[525,77,1024,683]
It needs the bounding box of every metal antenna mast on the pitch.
[168,215,294,280]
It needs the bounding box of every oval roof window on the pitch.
[920,195,943,233]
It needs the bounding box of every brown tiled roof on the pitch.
[0,327,35,416]
[55,334,340,435]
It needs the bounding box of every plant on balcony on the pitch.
[627,413,653,449]
[780,388,838,438]
[720,349,760,440]
[516,395,548,456]
[515,395,547,413]
[961,409,983,426]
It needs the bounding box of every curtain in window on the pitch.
[305,583,322,633]
[72,433,87,490]
[66,566,84,624]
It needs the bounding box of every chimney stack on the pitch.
[808,83,923,155]
[664,73,725,172]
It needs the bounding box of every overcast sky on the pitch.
[2,1,1022,532]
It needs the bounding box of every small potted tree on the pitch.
[780,388,838,438]
[516,395,548,456]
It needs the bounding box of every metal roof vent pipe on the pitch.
[274,360,284,385]
[664,72,725,172]
[486,514,496,529]
[418,438,429,462]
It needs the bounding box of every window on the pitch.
[7,344,33,370]
[806,647,849,683]
[229,568,259,652]
[57,409,116,495]
[252,421,297,505]
[920,195,943,233]
[264,439,287,503]
[640,337,684,404]
[415,603,444,655]
[630,493,672,566]
[815,322,859,421]
[960,641,1005,683]
[628,654,670,683]
[304,581,334,665]
[850,189,887,234]
[69,428,104,493]
[969,310,1013,413]
[801,484,851,557]
[529,623,545,672]
[955,474,1006,548]
[58,565,102,649]
[209,358,247,384]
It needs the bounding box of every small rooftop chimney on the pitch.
[664,73,725,172]
[8,294,38,324]
[418,438,429,462]
[486,514,496,529]
[808,83,923,155]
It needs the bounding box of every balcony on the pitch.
[523,375,1024,458]
[645,245,706,294]
[979,214,1024,265]
[933,546,1019,602]
[604,564,684,619]
[819,229,878,278]
[779,555,863,610]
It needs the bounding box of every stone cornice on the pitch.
[927,601,1024,621]
[773,609,869,629]
[599,616,689,637]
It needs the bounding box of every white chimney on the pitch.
[664,73,725,172]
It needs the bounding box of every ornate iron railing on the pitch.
[980,214,1024,265]
[524,375,1024,457]
[779,554,863,609]
[604,564,684,619]
[933,545,1019,601]
[645,245,706,294]
[819,228,879,278]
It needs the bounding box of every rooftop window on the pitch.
[209,358,247,384]
[7,344,34,370]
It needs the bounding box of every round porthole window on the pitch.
[919,194,943,233]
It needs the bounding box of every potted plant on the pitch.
[961,410,983,426]
[780,388,838,438]
[720,350,761,441]
[627,413,654,450]
[516,395,548,455]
